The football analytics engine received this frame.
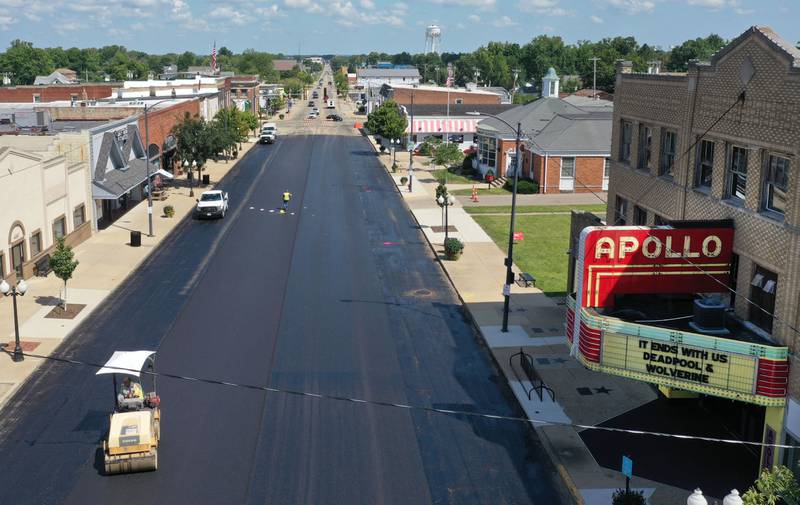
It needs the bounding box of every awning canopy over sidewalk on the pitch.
[92,159,149,200]
[407,118,478,134]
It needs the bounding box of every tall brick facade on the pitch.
[607,27,800,398]
[387,86,500,105]
[137,100,200,171]
[0,84,115,103]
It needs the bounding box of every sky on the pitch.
[0,0,797,55]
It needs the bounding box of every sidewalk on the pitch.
[364,135,689,504]
[0,138,259,408]
[460,192,608,207]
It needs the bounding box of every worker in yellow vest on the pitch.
[281,190,292,213]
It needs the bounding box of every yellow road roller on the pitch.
[96,350,161,475]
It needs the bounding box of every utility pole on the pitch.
[408,91,415,193]
[590,57,600,100]
[511,68,520,104]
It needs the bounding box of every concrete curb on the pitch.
[363,133,581,505]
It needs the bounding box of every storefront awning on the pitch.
[92,159,149,200]
[406,118,478,134]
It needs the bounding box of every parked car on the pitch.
[308,101,315,107]
[326,114,343,121]
[312,107,319,114]
[259,132,276,144]
[307,112,318,119]
[195,190,229,219]
[261,122,277,135]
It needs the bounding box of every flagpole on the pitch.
[446,63,452,145]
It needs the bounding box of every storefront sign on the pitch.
[576,226,734,308]
[601,332,757,396]
[566,299,790,407]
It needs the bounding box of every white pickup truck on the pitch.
[194,190,229,219]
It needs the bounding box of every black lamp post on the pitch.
[468,111,523,333]
[1,279,28,362]
[437,193,456,242]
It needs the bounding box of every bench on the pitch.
[516,272,536,288]
[509,348,555,402]
[33,255,51,277]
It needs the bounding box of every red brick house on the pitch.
[475,68,612,193]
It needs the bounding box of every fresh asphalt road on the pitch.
[0,119,567,504]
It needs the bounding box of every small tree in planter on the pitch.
[400,176,408,186]
[611,489,646,505]
[485,169,495,188]
[391,162,398,172]
[444,238,464,260]
[164,205,175,218]
[49,237,79,311]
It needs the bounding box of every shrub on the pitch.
[444,238,464,260]
[611,489,646,505]
[278,114,285,119]
[400,176,408,185]
[504,178,539,194]
[164,205,175,218]
[435,183,448,201]
[379,145,386,153]
[462,153,476,175]
[391,162,398,172]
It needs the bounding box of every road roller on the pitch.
[96,350,161,475]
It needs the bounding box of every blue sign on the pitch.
[621,456,633,478]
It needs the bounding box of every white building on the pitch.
[0,137,93,281]
[355,68,421,89]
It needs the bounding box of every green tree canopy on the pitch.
[0,39,53,84]
[365,100,407,142]
[49,237,79,310]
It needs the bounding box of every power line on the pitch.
[6,347,799,450]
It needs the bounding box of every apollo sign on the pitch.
[576,225,734,308]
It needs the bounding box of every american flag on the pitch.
[446,63,454,87]
[211,42,217,74]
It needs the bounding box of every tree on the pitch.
[743,465,800,505]
[365,100,407,145]
[666,34,726,72]
[611,489,646,505]
[172,112,215,179]
[0,39,53,84]
[429,142,464,178]
[176,51,198,71]
[241,111,259,136]
[49,237,79,311]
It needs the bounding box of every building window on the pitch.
[32,94,41,103]
[614,196,628,225]
[73,204,86,228]
[695,139,715,189]
[70,94,78,102]
[725,145,748,201]
[478,135,496,168]
[749,264,777,333]
[53,216,66,240]
[561,157,575,178]
[603,158,610,178]
[653,214,667,226]
[620,121,632,163]
[762,154,789,216]
[30,231,41,257]
[659,130,677,177]
[0,252,4,279]
[633,205,647,225]
[10,241,24,278]
[637,125,652,171]
[455,98,463,104]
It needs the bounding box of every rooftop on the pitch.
[387,83,500,96]
[357,68,421,78]
[396,103,518,117]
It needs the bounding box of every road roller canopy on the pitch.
[96,351,156,377]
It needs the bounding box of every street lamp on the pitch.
[437,193,456,242]
[184,159,198,197]
[467,111,524,333]
[1,278,28,362]
[143,99,174,238]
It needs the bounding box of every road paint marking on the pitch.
[249,206,254,210]
[290,212,295,215]
[383,241,401,246]
[259,208,264,211]
[269,209,275,213]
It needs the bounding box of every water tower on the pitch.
[425,25,442,54]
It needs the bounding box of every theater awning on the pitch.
[406,118,478,134]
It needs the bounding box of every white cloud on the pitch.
[468,14,480,22]
[590,14,604,22]
[601,0,656,14]
[541,25,555,33]
[518,0,572,16]
[283,0,322,12]
[686,0,752,14]
[492,15,517,27]
[429,0,495,9]
[360,0,375,8]
[0,11,15,29]
[209,5,250,25]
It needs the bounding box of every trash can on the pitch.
[130,230,141,247]
[202,174,210,185]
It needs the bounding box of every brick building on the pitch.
[382,83,501,105]
[476,68,612,192]
[0,84,116,103]
[605,26,800,469]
